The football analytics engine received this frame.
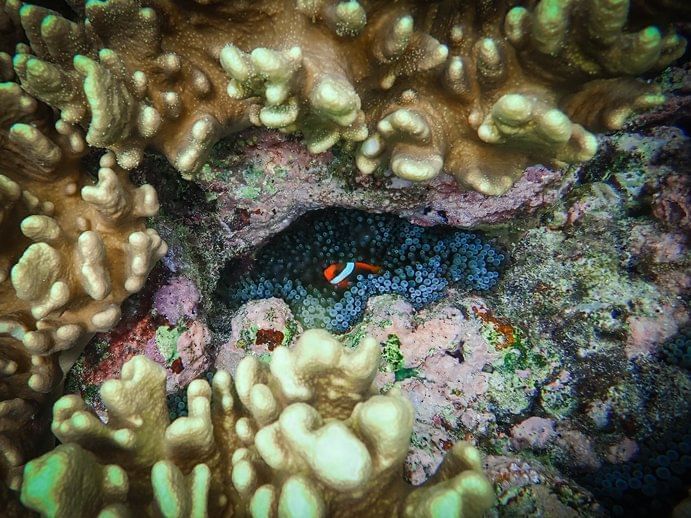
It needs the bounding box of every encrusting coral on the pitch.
[0,57,166,495]
[3,0,686,195]
[20,329,496,517]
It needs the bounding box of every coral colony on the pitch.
[0,0,689,517]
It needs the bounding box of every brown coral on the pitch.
[0,67,166,492]
[5,0,686,195]
[20,329,496,517]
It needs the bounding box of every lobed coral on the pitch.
[166,369,216,421]
[1,3,168,500]
[3,0,686,195]
[20,329,495,517]
[0,69,166,495]
[223,208,504,333]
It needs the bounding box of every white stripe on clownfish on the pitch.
[329,262,355,285]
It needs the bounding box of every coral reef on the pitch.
[4,0,686,195]
[216,295,505,481]
[142,63,690,292]
[181,129,566,258]
[0,0,689,515]
[63,272,213,426]
[0,61,165,495]
[21,330,495,517]
[30,90,689,517]
[653,171,690,233]
[487,118,691,515]
[24,68,689,515]
[485,455,603,516]
[212,290,607,515]
[222,208,503,332]
[204,101,688,515]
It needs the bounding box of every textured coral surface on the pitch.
[0,86,165,498]
[1,0,167,500]
[3,0,686,195]
[21,331,495,517]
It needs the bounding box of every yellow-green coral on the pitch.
[4,0,685,194]
[0,69,165,492]
[21,329,496,517]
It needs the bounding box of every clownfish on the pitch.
[323,261,382,289]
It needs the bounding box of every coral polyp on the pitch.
[223,209,504,332]
[586,422,691,517]
[661,325,691,370]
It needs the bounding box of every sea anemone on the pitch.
[223,209,504,332]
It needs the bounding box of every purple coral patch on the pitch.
[154,276,201,323]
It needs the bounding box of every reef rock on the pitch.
[484,455,603,516]
[192,129,567,256]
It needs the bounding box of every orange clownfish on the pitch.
[323,261,382,289]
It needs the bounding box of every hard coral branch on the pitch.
[0,17,166,490]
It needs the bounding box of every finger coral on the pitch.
[5,0,686,195]
[0,71,166,491]
[20,329,496,517]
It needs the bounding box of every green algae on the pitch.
[343,325,369,349]
[81,384,101,409]
[482,327,556,418]
[281,319,300,346]
[498,333,547,374]
[155,324,186,363]
[236,324,259,351]
[236,163,284,199]
[380,334,405,373]
[394,366,420,382]
[541,383,577,420]
[479,322,505,349]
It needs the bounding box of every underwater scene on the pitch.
[0,0,689,516]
